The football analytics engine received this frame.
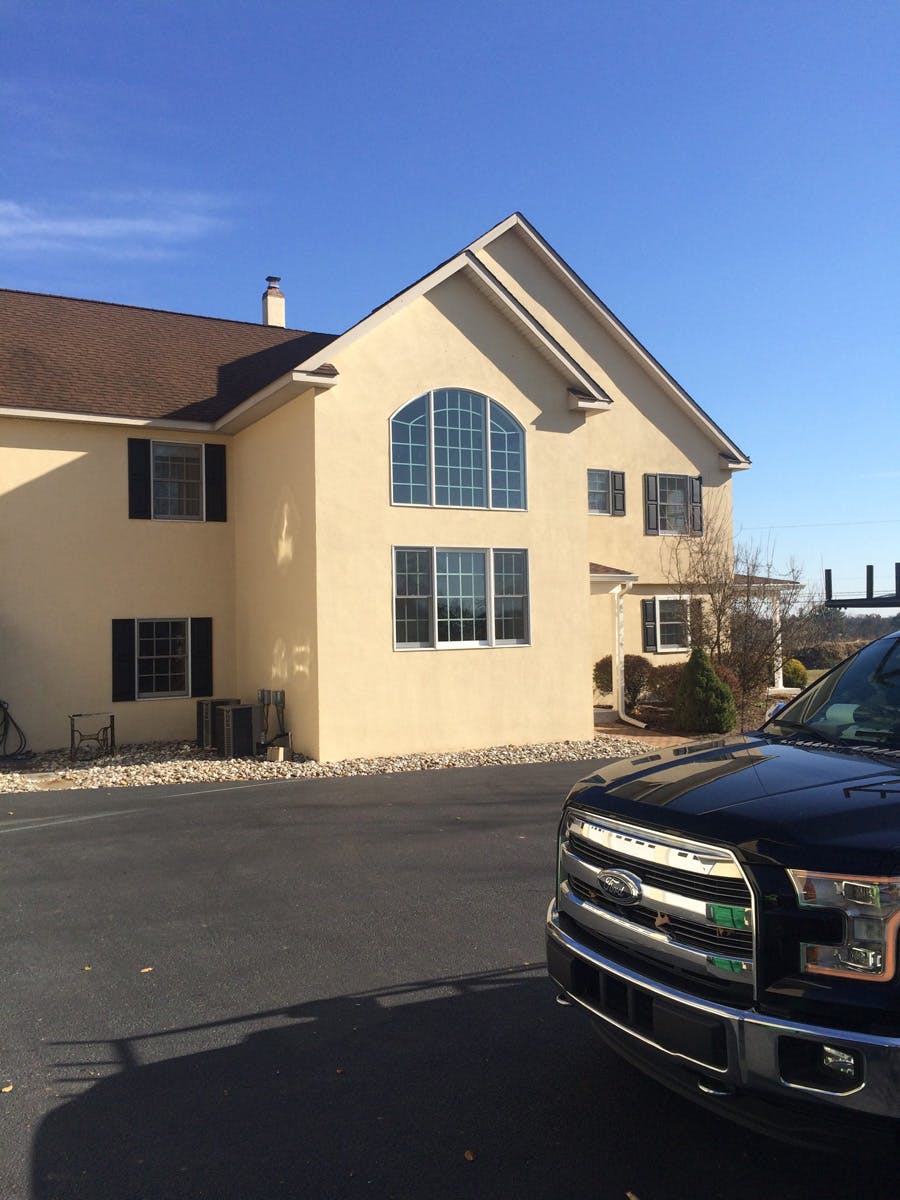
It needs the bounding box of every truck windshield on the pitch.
[763,638,900,750]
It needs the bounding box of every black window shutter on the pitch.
[690,476,703,534]
[128,439,151,519]
[112,619,136,701]
[190,618,213,697]
[204,444,227,522]
[644,474,658,535]
[611,471,626,516]
[641,599,658,652]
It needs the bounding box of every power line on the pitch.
[741,518,900,531]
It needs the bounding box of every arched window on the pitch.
[390,388,525,509]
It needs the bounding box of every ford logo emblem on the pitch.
[596,869,642,906]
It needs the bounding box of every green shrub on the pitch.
[782,658,808,689]
[592,654,655,712]
[673,647,737,734]
[593,657,613,695]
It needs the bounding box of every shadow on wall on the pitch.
[30,965,875,1200]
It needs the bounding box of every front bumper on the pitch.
[547,900,900,1139]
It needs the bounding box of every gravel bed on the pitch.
[0,732,660,793]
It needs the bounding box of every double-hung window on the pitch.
[643,473,702,535]
[111,617,213,700]
[587,469,626,515]
[394,548,529,649]
[641,598,690,652]
[391,389,525,509]
[127,439,227,522]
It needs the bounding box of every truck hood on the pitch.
[570,734,900,873]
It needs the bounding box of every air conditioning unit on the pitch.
[215,703,264,759]
[196,698,241,749]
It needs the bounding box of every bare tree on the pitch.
[661,501,816,726]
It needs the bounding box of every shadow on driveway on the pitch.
[32,966,892,1200]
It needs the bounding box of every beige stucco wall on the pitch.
[309,274,596,761]
[232,394,321,758]
[0,417,235,751]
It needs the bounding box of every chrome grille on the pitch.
[560,809,755,984]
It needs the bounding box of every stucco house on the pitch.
[0,214,750,760]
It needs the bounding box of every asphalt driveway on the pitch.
[2,762,896,1199]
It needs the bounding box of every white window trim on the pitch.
[151,440,206,522]
[649,595,691,653]
[135,616,192,699]
[392,546,530,651]
[388,391,527,512]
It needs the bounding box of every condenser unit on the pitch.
[196,698,241,749]
[215,703,264,759]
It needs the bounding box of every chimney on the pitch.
[262,275,285,327]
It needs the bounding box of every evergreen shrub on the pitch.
[673,647,737,733]
[782,658,808,689]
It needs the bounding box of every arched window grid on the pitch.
[390,389,526,511]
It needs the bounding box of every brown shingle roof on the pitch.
[0,289,337,424]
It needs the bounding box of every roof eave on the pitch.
[215,368,338,434]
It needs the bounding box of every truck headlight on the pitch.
[787,870,900,980]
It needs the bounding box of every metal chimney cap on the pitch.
[265,275,282,287]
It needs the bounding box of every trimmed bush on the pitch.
[593,657,613,695]
[592,654,655,711]
[648,662,685,709]
[673,647,737,733]
[782,658,808,689]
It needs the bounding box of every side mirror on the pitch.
[765,700,787,721]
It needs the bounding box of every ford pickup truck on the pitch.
[547,631,900,1146]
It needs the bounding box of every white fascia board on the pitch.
[504,215,751,468]
[214,368,337,434]
[286,239,610,403]
[462,252,611,402]
[289,255,471,374]
[0,405,216,432]
[591,571,639,584]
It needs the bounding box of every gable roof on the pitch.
[0,289,335,425]
[283,213,750,466]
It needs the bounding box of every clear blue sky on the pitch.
[2,0,898,605]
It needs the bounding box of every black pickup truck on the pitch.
[547,631,900,1146]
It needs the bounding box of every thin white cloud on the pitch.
[0,194,227,258]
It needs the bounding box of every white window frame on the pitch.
[135,617,192,699]
[648,596,691,653]
[587,468,611,515]
[392,546,530,650]
[389,390,527,511]
[151,440,205,521]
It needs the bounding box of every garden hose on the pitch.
[0,698,31,759]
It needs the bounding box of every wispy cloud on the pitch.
[0,193,228,259]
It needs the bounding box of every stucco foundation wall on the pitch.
[232,396,320,759]
[0,417,235,751]
[309,279,595,762]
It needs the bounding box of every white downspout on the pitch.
[772,590,784,689]
[612,582,646,729]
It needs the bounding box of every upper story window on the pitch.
[643,473,702,535]
[153,443,202,519]
[390,388,525,509]
[588,469,626,516]
[128,438,227,523]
